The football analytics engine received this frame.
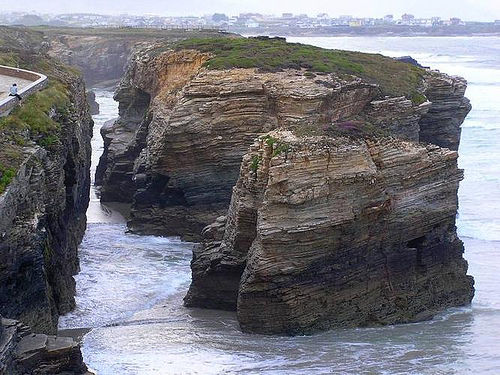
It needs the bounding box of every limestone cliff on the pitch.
[92,36,473,335]
[0,54,93,334]
[97,39,469,240]
[185,131,474,334]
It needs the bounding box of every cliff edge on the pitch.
[96,37,470,241]
[0,28,93,335]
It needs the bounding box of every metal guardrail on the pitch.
[0,65,48,117]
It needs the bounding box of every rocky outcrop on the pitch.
[185,131,474,334]
[419,72,471,150]
[97,44,469,240]
[0,73,93,334]
[86,91,99,115]
[94,82,151,202]
[0,316,89,374]
[89,41,473,335]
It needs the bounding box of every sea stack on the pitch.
[95,37,474,334]
[186,131,474,334]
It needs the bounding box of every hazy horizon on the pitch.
[1,0,499,22]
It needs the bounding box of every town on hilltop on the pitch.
[1,11,500,35]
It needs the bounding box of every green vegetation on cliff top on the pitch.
[0,81,70,141]
[0,77,71,193]
[175,36,425,98]
[0,36,76,194]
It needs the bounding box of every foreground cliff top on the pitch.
[174,36,426,98]
[0,29,83,194]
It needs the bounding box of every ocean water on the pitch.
[59,37,500,374]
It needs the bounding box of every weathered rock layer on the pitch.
[93,41,474,335]
[97,46,469,240]
[0,72,93,334]
[185,131,474,334]
[0,315,89,374]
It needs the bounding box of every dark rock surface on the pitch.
[419,72,471,150]
[0,316,89,375]
[0,73,93,334]
[395,55,429,69]
[48,35,142,86]
[94,84,150,203]
[86,90,99,115]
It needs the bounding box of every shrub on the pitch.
[411,93,428,105]
[250,155,261,173]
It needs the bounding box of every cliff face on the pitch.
[92,39,473,335]
[95,48,206,204]
[0,67,93,334]
[48,34,144,86]
[419,73,471,150]
[97,45,468,240]
[186,131,474,334]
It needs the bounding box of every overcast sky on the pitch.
[1,0,499,21]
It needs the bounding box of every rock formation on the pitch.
[0,315,89,374]
[185,131,474,334]
[86,90,100,115]
[0,53,93,334]
[96,42,469,240]
[92,38,474,334]
[419,73,471,150]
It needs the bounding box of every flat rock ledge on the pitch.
[0,316,90,374]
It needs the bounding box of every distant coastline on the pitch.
[234,24,500,37]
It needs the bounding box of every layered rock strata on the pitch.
[96,45,470,240]
[419,73,471,150]
[185,131,474,334]
[91,42,474,334]
[0,74,93,334]
[0,316,89,374]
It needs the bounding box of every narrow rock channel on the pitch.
[60,87,496,375]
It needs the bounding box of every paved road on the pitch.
[0,75,33,101]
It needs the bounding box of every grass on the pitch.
[0,164,16,194]
[175,36,426,98]
[33,26,230,39]
[0,52,20,66]
[0,81,69,144]
[0,80,70,193]
[327,120,390,138]
[0,27,78,193]
[411,92,428,105]
[0,26,45,51]
[250,155,261,173]
[292,118,391,139]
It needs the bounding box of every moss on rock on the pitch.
[175,36,425,98]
